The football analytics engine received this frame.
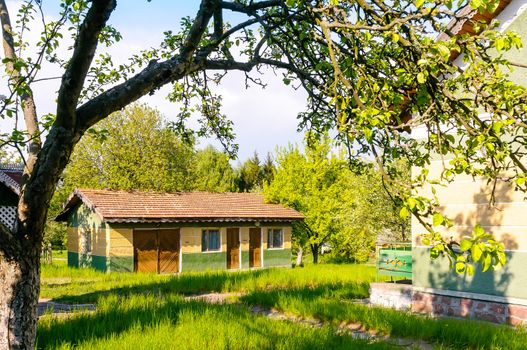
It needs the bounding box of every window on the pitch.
[202,229,221,252]
[267,228,283,249]
[80,228,92,254]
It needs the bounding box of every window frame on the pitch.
[267,228,284,249]
[201,228,222,253]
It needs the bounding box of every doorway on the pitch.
[133,229,180,273]
[226,227,240,269]
[249,227,262,268]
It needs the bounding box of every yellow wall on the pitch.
[67,227,78,252]
[108,227,133,257]
[412,159,527,250]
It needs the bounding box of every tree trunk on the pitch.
[311,244,319,264]
[295,247,304,266]
[0,245,40,350]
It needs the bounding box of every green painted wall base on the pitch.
[67,251,78,268]
[414,247,527,299]
[67,251,112,272]
[79,253,92,268]
[69,249,293,273]
[264,249,291,267]
[182,252,227,272]
[109,256,134,272]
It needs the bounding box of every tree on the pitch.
[191,145,236,192]
[265,135,409,264]
[264,135,345,263]
[59,103,195,194]
[235,151,265,192]
[261,153,276,185]
[0,0,523,346]
[44,103,195,252]
[328,165,410,263]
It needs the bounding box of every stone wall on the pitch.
[412,291,527,326]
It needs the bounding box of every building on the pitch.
[0,164,23,229]
[411,0,527,325]
[56,189,303,273]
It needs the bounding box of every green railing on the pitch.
[376,242,412,281]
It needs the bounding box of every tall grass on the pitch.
[37,294,397,350]
[241,289,527,349]
[41,264,375,303]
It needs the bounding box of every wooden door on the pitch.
[134,230,158,273]
[159,229,180,273]
[249,227,261,268]
[227,228,240,269]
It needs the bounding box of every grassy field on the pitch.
[38,263,527,349]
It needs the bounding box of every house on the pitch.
[55,189,303,273]
[0,164,23,229]
[411,0,527,325]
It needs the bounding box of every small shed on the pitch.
[56,189,303,273]
[0,164,23,229]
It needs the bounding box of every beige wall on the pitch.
[108,227,133,257]
[413,159,527,250]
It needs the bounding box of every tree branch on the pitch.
[55,0,116,129]
[76,0,217,132]
[221,0,282,14]
[0,0,41,178]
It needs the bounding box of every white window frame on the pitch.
[267,228,284,250]
[202,228,222,253]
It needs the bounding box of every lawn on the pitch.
[38,263,527,349]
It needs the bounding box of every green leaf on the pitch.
[482,253,492,272]
[455,261,466,274]
[432,213,444,226]
[399,206,408,220]
[460,239,473,252]
[471,243,483,262]
[417,72,426,84]
[473,224,485,238]
[415,0,425,8]
[436,43,451,61]
[466,263,475,276]
[421,236,431,246]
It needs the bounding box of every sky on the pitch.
[0,0,308,162]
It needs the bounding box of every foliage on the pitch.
[60,103,195,193]
[191,145,236,192]
[265,135,408,263]
[235,152,266,192]
[1,0,527,344]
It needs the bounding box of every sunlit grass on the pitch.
[241,288,527,350]
[37,294,396,350]
[40,263,376,303]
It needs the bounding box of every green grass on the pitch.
[39,263,527,349]
[37,294,396,350]
[41,263,376,303]
[240,288,527,349]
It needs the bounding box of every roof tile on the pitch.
[56,189,303,223]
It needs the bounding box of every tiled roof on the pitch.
[0,164,23,195]
[436,0,511,60]
[55,189,304,223]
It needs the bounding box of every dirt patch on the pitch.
[38,299,95,317]
[184,292,242,304]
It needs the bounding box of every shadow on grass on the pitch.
[46,267,372,304]
[37,295,393,350]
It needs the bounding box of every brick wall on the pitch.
[412,291,527,326]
